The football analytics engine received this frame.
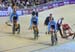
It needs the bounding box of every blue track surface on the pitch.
[33,41,75,52]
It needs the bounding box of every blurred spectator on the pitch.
[35,0,40,5]
[39,0,47,4]
[0,0,63,10]
[0,0,2,7]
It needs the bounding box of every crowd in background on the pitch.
[0,0,65,10]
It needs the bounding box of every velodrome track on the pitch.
[0,4,75,52]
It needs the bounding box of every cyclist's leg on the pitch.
[34,26,39,40]
[51,32,54,46]
[32,25,36,39]
[54,31,58,45]
[72,33,75,39]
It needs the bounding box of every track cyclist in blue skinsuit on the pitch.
[48,17,58,46]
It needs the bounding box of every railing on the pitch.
[0,0,75,17]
